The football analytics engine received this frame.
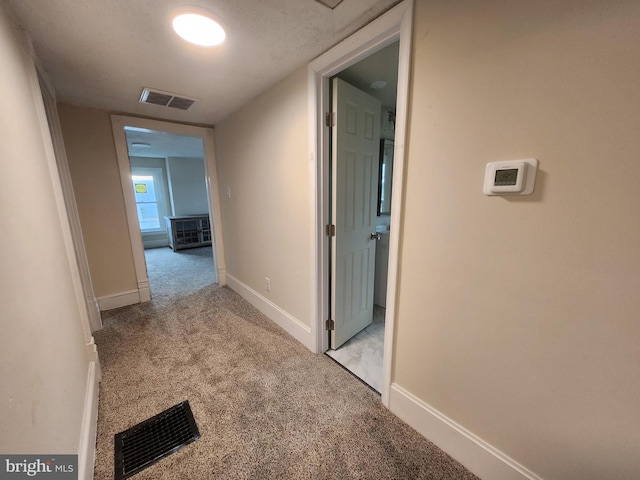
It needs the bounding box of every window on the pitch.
[132,167,168,232]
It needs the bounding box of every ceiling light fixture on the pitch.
[370,80,387,90]
[172,9,225,47]
[131,142,151,148]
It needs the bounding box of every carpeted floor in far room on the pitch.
[143,245,216,302]
[93,247,478,479]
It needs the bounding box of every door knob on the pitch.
[370,232,381,241]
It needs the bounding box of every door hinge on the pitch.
[325,224,336,237]
[325,112,336,127]
[325,319,335,331]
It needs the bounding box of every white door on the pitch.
[331,78,381,348]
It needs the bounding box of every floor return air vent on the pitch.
[114,400,200,479]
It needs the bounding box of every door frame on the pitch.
[111,115,227,302]
[308,0,413,406]
[37,66,103,334]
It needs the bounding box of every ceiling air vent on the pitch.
[139,87,198,111]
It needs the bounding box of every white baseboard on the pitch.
[97,290,140,311]
[142,239,169,249]
[389,384,543,480]
[78,360,100,480]
[226,274,313,351]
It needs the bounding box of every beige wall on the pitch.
[0,5,91,453]
[58,103,137,298]
[394,1,640,478]
[215,66,312,326]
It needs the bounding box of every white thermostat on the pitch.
[483,158,539,196]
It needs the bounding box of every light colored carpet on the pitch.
[144,246,216,302]
[93,248,477,479]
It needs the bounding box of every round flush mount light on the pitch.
[131,142,151,148]
[172,9,225,47]
[370,80,387,90]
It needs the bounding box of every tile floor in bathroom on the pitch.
[326,305,385,393]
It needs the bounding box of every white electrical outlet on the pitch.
[265,277,271,292]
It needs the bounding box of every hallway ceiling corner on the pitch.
[5,0,401,125]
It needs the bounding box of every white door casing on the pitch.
[111,115,228,302]
[331,78,381,348]
[308,0,413,406]
[37,68,102,333]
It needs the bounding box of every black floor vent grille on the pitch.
[114,400,200,479]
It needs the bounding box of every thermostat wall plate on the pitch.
[483,158,539,196]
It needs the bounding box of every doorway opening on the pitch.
[324,41,399,393]
[309,0,412,406]
[124,127,216,299]
[111,115,227,305]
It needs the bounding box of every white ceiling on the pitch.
[126,41,399,159]
[6,0,401,125]
[338,41,399,107]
